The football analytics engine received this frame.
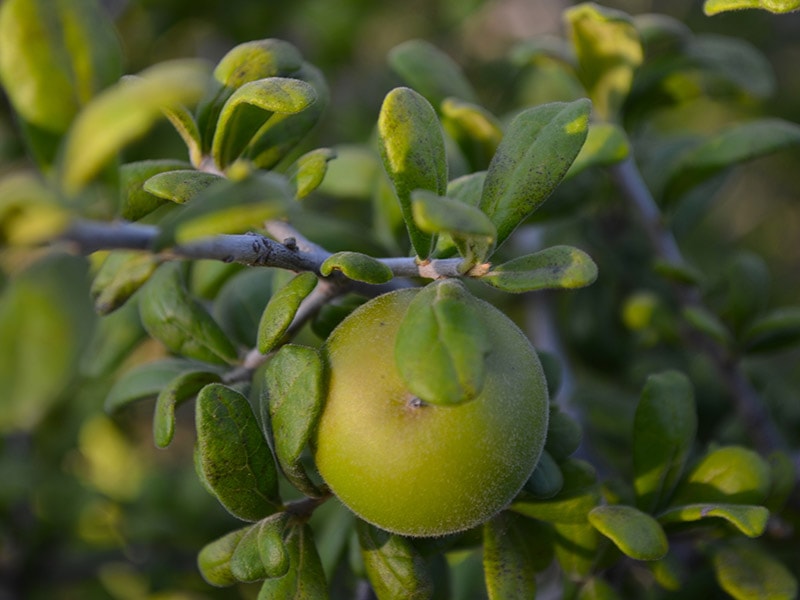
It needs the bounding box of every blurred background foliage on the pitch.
[1,0,799,598]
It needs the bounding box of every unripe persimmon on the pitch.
[313,287,548,537]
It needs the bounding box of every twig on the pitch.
[609,157,786,456]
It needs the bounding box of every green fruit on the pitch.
[314,287,549,537]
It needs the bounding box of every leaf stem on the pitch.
[608,157,786,456]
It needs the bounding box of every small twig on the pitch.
[609,157,786,456]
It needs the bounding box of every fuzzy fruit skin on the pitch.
[314,288,549,537]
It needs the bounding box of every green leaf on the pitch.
[553,522,599,578]
[545,406,583,461]
[664,119,800,203]
[0,173,69,246]
[704,0,800,13]
[633,371,696,513]
[143,170,223,204]
[213,268,275,349]
[163,103,203,166]
[211,77,317,169]
[138,262,238,365]
[712,541,798,600]
[244,62,331,171]
[0,0,122,165]
[60,59,210,194]
[257,271,318,354]
[90,251,161,315]
[682,306,733,347]
[411,190,497,267]
[588,505,668,561]
[257,520,327,599]
[440,98,503,170]
[481,245,597,293]
[357,520,434,600]
[287,148,337,200]
[153,370,222,448]
[395,280,489,405]
[198,38,303,150]
[196,383,281,521]
[80,298,146,378]
[387,39,478,107]
[230,513,291,582]
[104,358,210,413]
[119,159,192,221]
[479,99,591,247]
[511,458,601,524]
[671,446,771,506]
[432,171,489,258]
[198,526,250,587]
[742,306,800,354]
[566,122,630,178]
[522,450,564,500]
[264,344,326,497]
[765,451,796,512]
[564,4,643,121]
[483,512,539,599]
[658,503,769,538]
[577,578,622,600]
[717,252,771,332]
[320,252,394,284]
[156,172,291,247]
[0,255,93,432]
[378,86,448,259]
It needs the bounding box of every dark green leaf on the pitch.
[230,513,291,582]
[712,541,798,600]
[90,250,161,315]
[264,345,326,497]
[657,503,769,537]
[553,522,599,578]
[287,148,337,200]
[378,86,448,259]
[257,271,318,354]
[765,451,796,512]
[511,459,601,524]
[395,280,489,405]
[564,4,643,121]
[60,60,210,194]
[545,406,583,461]
[80,299,146,378]
[441,98,503,170]
[689,34,775,99]
[320,252,394,284]
[211,77,317,169]
[742,306,800,354]
[566,123,630,178]
[213,268,274,349]
[153,370,222,448]
[104,358,209,413]
[664,119,800,203]
[196,383,281,521]
[577,578,622,600]
[479,99,590,247]
[388,39,478,107]
[632,371,696,513]
[257,520,328,599]
[682,306,733,347]
[411,190,496,267]
[139,263,238,365]
[670,445,771,506]
[119,160,192,221]
[357,520,434,600]
[198,526,250,587]
[143,170,223,204]
[717,252,771,332]
[483,512,539,599]
[522,450,564,499]
[704,0,800,13]
[588,505,668,560]
[0,255,93,431]
[481,245,598,293]
[0,0,121,164]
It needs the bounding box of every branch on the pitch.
[609,157,786,456]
